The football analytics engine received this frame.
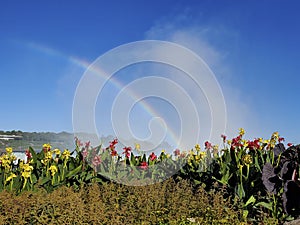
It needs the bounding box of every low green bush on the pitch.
[0,179,253,225]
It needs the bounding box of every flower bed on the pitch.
[0,129,299,224]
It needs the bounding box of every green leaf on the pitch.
[244,195,256,207]
[39,176,51,185]
[237,183,245,199]
[66,165,82,178]
[255,201,273,211]
[254,156,261,172]
[220,170,231,185]
[29,146,38,163]
[130,153,137,166]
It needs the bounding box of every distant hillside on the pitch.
[0,130,174,155]
[0,130,75,152]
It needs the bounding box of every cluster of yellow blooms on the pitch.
[0,148,17,170]
[187,144,206,167]
[48,165,58,176]
[20,163,34,179]
[0,144,72,185]
[242,154,253,165]
[41,143,71,166]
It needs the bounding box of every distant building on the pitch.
[0,135,23,141]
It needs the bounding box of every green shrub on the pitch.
[0,178,252,225]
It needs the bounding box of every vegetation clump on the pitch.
[0,129,298,224]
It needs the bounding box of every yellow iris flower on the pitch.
[6,173,17,182]
[21,164,33,179]
[239,128,245,136]
[5,147,13,154]
[48,165,58,176]
[62,149,71,160]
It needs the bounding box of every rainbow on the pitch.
[22,41,182,150]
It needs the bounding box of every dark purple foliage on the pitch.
[262,144,300,216]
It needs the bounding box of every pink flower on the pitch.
[278,137,285,143]
[85,141,91,149]
[149,152,157,161]
[140,161,148,169]
[92,155,101,167]
[81,149,88,160]
[174,149,180,156]
[75,137,83,147]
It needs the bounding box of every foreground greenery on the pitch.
[0,179,252,225]
[0,129,299,224]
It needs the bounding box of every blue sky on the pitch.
[1,0,300,146]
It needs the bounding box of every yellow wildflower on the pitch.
[43,143,52,149]
[269,139,276,149]
[6,173,17,183]
[135,143,140,150]
[239,128,245,136]
[189,149,195,156]
[19,160,24,169]
[48,165,58,176]
[272,131,279,140]
[22,171,31,179]
[41,159,48,165]
[5,147,13,154]
[212,145,219,154]
[227,140,232,145]
[10,154,17,161]
[187,158,193,167]
[41,150,53,165]
[242,154,252,165]
[53,148,61,156]
[0,155,11,170]
[242,140,248,147]
[166,153,171,158]
[62,149,71,160]
[199,152,206,158]
[161,149,165,154]
[195,144,201,152]
[21,164,33,179]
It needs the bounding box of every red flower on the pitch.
[110,138,118,146]
[230,135,243,150]
[140,161,148,169]
[287,143,293,147]
[149,152,157,161]
[111,149,118,156]
[25,149,32,160]
[205,141,212,149]
[122,146,131,158]
[108,138,118,151]
[278,137,285,143]
[221,134,227,143]
[174,149,180,156]
[247,139,260,150]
